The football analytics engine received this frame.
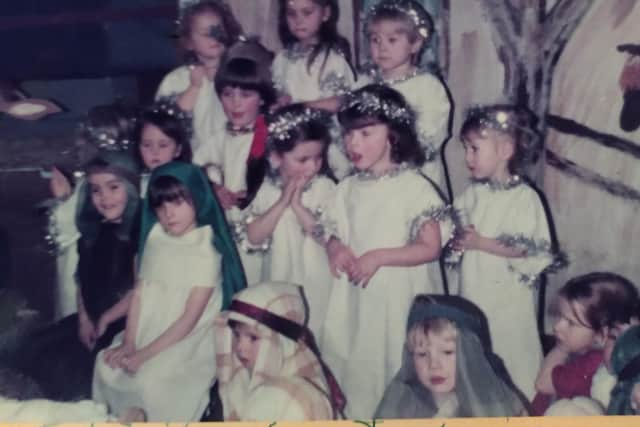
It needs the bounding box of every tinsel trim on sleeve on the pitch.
[319,70,351,97]
[417,130,439,162]
[230,212,271,254]
[408,205,456,244]
[440,207,469,269]
[496,233,569,288]
[310,208,339,244]
[44,200,62,255]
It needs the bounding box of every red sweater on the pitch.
[531,349,604,416]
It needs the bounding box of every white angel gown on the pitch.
[92,224,221,422]
[272,45,355,179]
[319,166,453,419]
[455,178,554,400]
[240,176,336,337]
[156,65,225,153]
[357,69,451,191]
[193,130,264,285]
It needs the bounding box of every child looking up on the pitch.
[317,84,453,418]
[93,162,246,422]
[376,294,526,418]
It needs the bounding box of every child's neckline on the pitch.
[283,42,318,61]
[225,121,254,136]
[471,175,523,191]
[352,162,412,181]
[364,63,428,85]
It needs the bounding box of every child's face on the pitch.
[220,86,263,129]
[462,129,512,181]
[271,140,324,184]
[187,11,226,63]
[139,123,182,170]
[231,322,261,372]
[285,0,329,46]
[344,123,394,174]
[411,324,457,398]
[367,19,421,79]
[88,172,128,223]
[553,297,600,354]
[155,198,197,237]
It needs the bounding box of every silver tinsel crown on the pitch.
[341,89,415,126]
[76,121,135,152]
[147,97,194,142]
[365,0,434,40]
[267,107,331,147]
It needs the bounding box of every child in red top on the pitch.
[532,273,635,415]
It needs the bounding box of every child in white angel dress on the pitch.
[450,105,559,400]
[241,104,336,337]
[317,84,454,418]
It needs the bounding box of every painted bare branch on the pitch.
[546,149,640,203]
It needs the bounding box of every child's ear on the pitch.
[174,145,183,159]
[498,138,515,161]
[410,37,423,55]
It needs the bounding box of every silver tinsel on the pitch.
[341,90,415,126]
[470,175,523,191]
[408,204,455,243]
[318,71,351,97]
[77,123,133,152]
[267,107,331,147]
[151,97,194,141]
[231,214,270,254]
[351,161,413,181]
[364,0,433,40]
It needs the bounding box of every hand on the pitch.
[104,342,135,369]
[78,314,97,351]
[271,94,292,112]
[50,166,72,199]
[348,250,381,288]
[277,178,298,207]
[121,351,146,375]
[214,184,240,210]
[326,238,356,279]
[453,225,484,251]
[96,314,111,338]
[189,65,207,88]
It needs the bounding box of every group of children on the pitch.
[4,0,639,422]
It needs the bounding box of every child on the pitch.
[592,272,640,408]
[134,99,194,196]
[451,105,556,400]
[93,162,246,422]
[240,104,335,336]
[157,0,243,153]
[272,0,355,103]
[48,103,137,320]
[531,272,637,414]
[317,84,453,418]
[21,151,141,400]
[195,38,276,285]
[375,294,526,418]
[608,325,640,415]
[214,281,345,420]
[359,0,451,191]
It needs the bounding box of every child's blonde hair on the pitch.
[406,317,457,353]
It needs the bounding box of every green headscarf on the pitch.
[139,162,247,309]
[607,325,640,415]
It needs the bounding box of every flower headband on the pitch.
[76,116,136,152]
[365,0,433,40]
[341,89,415,126]
[463,105,538,137]
[267,107,331,147]
[146,97,194,142]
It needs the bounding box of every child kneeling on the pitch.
[375,294,527,418]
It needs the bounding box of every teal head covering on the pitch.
[375,294,526,419]
[139,162,246,309]
[607,325,640,415]
[76,150,141,245]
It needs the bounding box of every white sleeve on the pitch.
[415,74,452,153]
[406,176,454,247]
[49,183,81,249]
[155,68,189,99]
[317,50,355,97]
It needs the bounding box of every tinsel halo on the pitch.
[266,106,332,148]
[341,85,415,127]
[364,0,434,40]
[146,97,194,142]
